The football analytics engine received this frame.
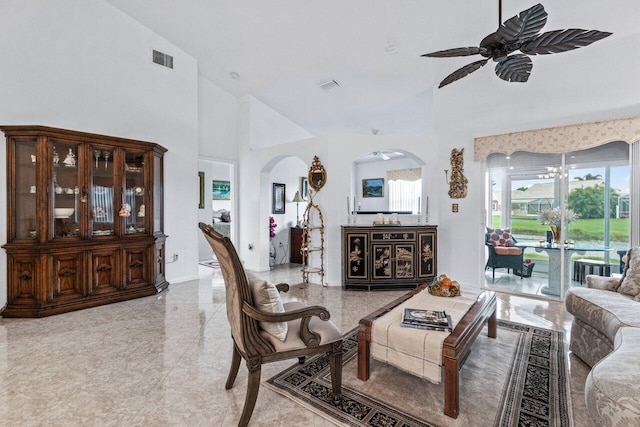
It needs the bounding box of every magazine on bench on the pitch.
[401,308,453,332]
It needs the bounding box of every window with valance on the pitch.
[387,168,421,213]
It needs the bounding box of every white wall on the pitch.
[0,0,201,308]
[198,76,239,161]
[245,96,314,149]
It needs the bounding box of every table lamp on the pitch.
[292,190,304,227]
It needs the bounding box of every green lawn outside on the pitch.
[491,215,629,243]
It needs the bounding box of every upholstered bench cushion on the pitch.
[260,301,342,351]
[585,327,640,426]
[565,287,640,344]
[370,288,479,383]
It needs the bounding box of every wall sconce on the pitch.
[292,190,304,227]
[444,169,449,184]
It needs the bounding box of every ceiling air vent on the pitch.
[319,79,341,91]
[152,50,173,69]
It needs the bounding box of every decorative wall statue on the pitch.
[447,148,468,199]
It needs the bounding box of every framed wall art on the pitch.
[272,183,286,214]
[301,177,309,200]
[212,180,231,200]
[198,171,205,209]
[362,178,384,198]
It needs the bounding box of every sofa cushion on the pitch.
[486,227,514,247]
[247,273,288,341]
[585,327,640,426]
[565,287,640,344]
[586,275,622,292]
[619,247,640,297]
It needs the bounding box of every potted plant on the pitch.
[269,216,277,267]
[515,258,535,278]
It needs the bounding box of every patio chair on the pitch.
[485,232,524,279]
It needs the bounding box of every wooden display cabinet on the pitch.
[341,225,437,290]
[1,125,169,317]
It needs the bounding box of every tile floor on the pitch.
[0,264,593,426]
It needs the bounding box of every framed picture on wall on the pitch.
[301,177,309,200]
[198,172,205,209]
[212,180,231,200]
[273,183,286,214]
[362,178,384,198]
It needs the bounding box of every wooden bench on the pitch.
[357,285,497,419]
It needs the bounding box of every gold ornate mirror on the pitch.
[308,155,326,191]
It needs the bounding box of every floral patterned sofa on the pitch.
[565,247,640,426]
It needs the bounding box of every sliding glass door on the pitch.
[484,142,629,299]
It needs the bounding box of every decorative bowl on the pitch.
[54,208,75,218]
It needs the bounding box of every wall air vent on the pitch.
[152,50,173,69]
[319,79,341,91]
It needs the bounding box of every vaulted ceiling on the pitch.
[106,0,640,137]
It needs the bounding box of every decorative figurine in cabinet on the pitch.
[1,125,168,317]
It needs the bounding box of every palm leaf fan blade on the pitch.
[496,3,548,44]
[521,29,612,55]
[421,47,488,57]
[438,59,489,88]
[495,55,532,82]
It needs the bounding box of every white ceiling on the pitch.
[106,0,640,137]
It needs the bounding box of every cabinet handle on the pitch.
[58,269,76,278]
[97,265,112,273]
[18,271,33,280]
[130,260,143,268]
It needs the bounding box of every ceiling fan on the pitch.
[422,2,612,88]
[372,151,391,160]
[362,150,404,161]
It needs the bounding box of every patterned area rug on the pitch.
[265,320,572,427]
[199,260,220,269]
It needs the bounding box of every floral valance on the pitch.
[474,116,640,161]
[386,168,421,182]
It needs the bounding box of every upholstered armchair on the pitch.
[198,222,342,426]
[485,228,524,279]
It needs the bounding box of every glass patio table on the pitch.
[516,241,613,296]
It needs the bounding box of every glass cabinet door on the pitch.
[124,151,147,235]
[52,142,80,238]
[14,139,38,240]
[90,146,115,236]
